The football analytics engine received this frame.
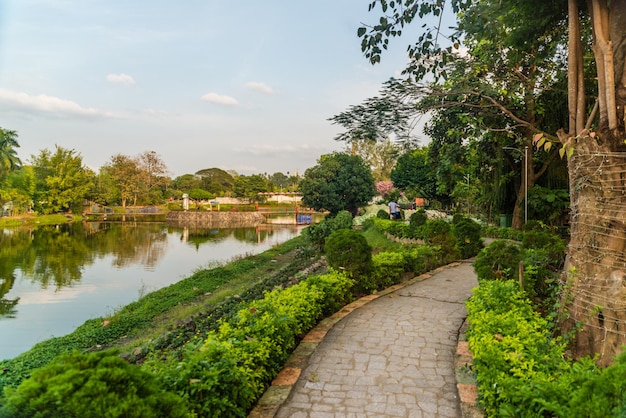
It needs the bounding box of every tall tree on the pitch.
[31,146,94,214]
[105,154,141,208]
[137,151,170,204]
[390,147,437,201]
[195,168,235,196]
[299,152,376,216]
[0,128,21,183]
[233,174,270,202]
[345,138,401,181]
[550,0,626,365]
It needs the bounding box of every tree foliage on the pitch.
[390,147,436,199]
[299,152,376,216]
[31,146,94,214]
[0,128,21,184]
[233,174,270,202]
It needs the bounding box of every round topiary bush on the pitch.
[425,220,458,261]
[453,218,484,259]
[376,209,390,219]
[473,240,523,281]
[332,210,354,229]
[410,209,428,227]
[0,350,189,418]
[324,229,373,292]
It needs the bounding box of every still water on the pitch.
[0,221,301,360]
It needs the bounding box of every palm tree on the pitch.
[0,128,21,181]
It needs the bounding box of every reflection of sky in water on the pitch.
[0,226,301,360]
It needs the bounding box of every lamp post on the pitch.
[502,146,529,224]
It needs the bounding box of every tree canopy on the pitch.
[299,152,376,216]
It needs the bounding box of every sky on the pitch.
[0,1,451,178]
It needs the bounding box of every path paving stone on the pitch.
[269,261,479,418]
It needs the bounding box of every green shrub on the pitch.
[410,209,427,226]
[368,251,406,291]
[401,246,439,275]
[466,280,585,417]
[522,219,547,232]
[303,211,353,251]
[306,273,354,315]
[452,217,483,259]
[482,226,524,241]
[425,220,458,261]
[408,209,428,238]
[324,229,373,287]
[376,209,390,219]
[332,210,354,229]
[146,272,355,417]
[0,350,189,418]
[473,240,522,281]
[566,351,626,417]
[522,230,566,268]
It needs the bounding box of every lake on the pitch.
[0,221,302,360]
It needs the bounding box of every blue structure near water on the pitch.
[296,214,313,224]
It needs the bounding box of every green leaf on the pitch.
[357,27,367,37]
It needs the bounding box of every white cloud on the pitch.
[0,89,115,118]
[245,81,275,95]
[201,92,239,106]
[106,73,135,86]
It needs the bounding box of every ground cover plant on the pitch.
[466,279,626,417]
[469,227,626,416]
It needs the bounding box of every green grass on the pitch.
[362,224,406,252]
[0,214,82,228]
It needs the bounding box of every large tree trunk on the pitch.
[560,0,626,366]
[561,137,626,366]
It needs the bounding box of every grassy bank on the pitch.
[0,214,82,228]
[0,234,321,390]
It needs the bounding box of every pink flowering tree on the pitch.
[375,181,394,198]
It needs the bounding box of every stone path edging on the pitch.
[248,261,483,418]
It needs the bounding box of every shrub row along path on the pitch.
[255,260,478,418]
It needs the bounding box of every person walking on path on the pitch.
[274,261,478,418]
[388,200,400,220]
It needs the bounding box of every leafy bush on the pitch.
[473,240,522,281]
[466,280,593,417]
[376,209,390,219]
[368,251,406,291]
[425,220,458,261]
[482,226,524,241]
[452,217,483,259]
[566,351,626,417]
[468,278,626,416]
[0,350,189,418]
[324,229,373,287]
[303,211,353,251]
[332,210,354,229]
[522,230,566,267]
[305,273,354,315]
[401,246,439,275]
[145,272,355,417]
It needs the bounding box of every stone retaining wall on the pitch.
[166,211,266,228]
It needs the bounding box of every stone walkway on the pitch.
[250,261,479,418]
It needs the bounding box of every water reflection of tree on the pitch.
[101,223,168,269]
[0,222,294,317]
[26,225,94,289]
[0,229,33,316]
[180,227,280,249]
